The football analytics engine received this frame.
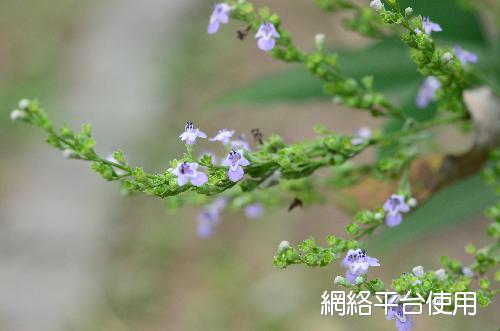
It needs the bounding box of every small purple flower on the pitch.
[383,194,410,227]
[462,266,474,277]
[208,3,232,34]
[416,76,441,108]
[351,127,372,145]
[180,122,207,145]
[421,16,442,35]
[387,304,414,331]
[255,22,280,52]
[453,45,478,65]
[171,162,208,187]
[231,134,252,152]
[223,149,250,182]
[210,128,234,144]
[244,203,263,219]
[341,249,380,284]
[197,197,227,238]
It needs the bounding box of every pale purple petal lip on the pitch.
[257,38,276,52]
[191,172,208,187]
[228,167,244,182]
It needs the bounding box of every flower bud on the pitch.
[355,276,364,284]
[374,212,383,220]
[412,265,424,277]
[62,149,77,159]
[442,52,453,63]
[369,0,383,11]
[314,33,325,51]
[18,99,30,110]
[278,240,290,252]
[434,268,446,281]
[334,275,345,285]
[10,109,26,121]
[404,7,413,16]
[407,197,417,207]
[462,266,473,277]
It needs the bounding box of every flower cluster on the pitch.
[208,3,280,52]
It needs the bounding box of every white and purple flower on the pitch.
[244,203,263,219]
[351,127,372,145]
[180,122,207,145]
[453,45,478,65]
[341,249,380,284]
[208,3,232,34]
[383,194,410,227]
[462,266,474,277]
[387,304,414,331]
[255,22,280,52]
[210,128,235,144]
[197,197,227,238]
[421,16,442,35]
[171,162,208,187]
[223,148,250,182]
[416,76,441,108]
[369,0,383,11]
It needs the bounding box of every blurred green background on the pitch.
[0,0,498,330]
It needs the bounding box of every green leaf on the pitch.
[211,41,419,107]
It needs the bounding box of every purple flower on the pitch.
[244,203,263,219]
[210,128,234,144]
[351,127,372,145]
[462,266,474,277]
[255,22,280,52]
[180,122,207,145]
[231,134,251,152]
[383,194,410,227]
[341,249,380,284]
[453,45,478,65]
[197,197,227,238]
[421,17,442,35]
[387,304,414,331]
[171,162,208,187]
[223,149,250,182]
[415,76,441,108]
[208,3,232,34]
